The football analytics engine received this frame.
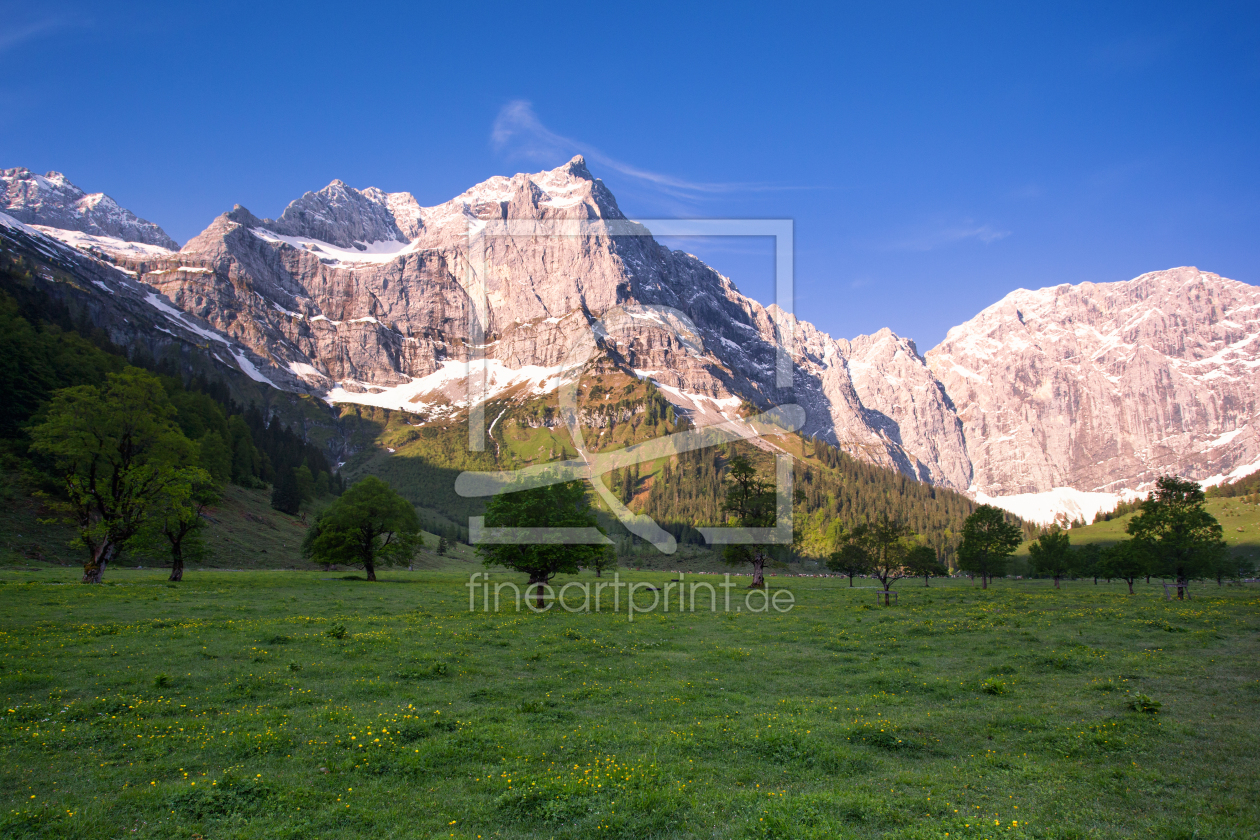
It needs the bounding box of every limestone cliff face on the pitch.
[15,157,1259,501]
[92,155,969,487]
[925,267,1260,494]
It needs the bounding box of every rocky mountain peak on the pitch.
[260,179,417,248]
[0,166,177,249]
[559,154,593,180]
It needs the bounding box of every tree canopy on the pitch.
[720,454,777,588]
[141,465,219,582]
[904,544,948,586]
[1097,540,1148,594]
[1126,476,1226,595]
[29,368,202,582]
[302,476,422,581]
[1028,527,1074,588]
[476,478,607,607]
[956,504,1023,589]
[860,515,916,595]
[826,528,873,586]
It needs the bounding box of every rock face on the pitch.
[926,268,1260,495]
[0,211,294,394]
[14,157,1260,507]
[0,168,178,249]
[83,155,971,488]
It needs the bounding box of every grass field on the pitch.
[2,569,1258,839]
[1012,496,1260,571]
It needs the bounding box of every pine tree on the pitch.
[270,468,301,515]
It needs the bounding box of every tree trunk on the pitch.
[923,574,930,587]
[535,581,546,609]
[1177,576,1186,600]
[848,573,855,587]
[1127,580,1134,594]
[366,561,377,582]
[749,554,765,588]
[169,547,184,582]
[981,573,988,590]
[83,542,115,584]
[1053,576,1060,589]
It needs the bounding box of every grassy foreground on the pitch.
[2,570,1258,839]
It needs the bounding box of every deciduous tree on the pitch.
[720,455,777,588]
[956,505,1023,589]
[862,515,915,603]
[1028,527,1074,588]
[476,479,607,607]
[1097,540,1148,594]
[826,530,871,586]
[904,544,948,587]
[146,467,219,582]
[302,476,422,581]
[1075,543,1103,584]
[1126,476,1226,598]
[30,368,197,583]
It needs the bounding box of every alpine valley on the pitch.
[3,160,1259,529]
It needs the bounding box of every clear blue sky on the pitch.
[2,1,1257,348]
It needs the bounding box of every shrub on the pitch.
[981,677,1008,696]
[1128,693,1161,713]
[326,623,347,639]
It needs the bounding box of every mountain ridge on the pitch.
[1,168,178,250]
[5,157,1258,523]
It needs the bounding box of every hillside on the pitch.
[1013,496,1260,572]
[339,363,1013,568]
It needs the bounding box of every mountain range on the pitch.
[3,160,1257,525]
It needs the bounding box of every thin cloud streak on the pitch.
[492,100,810,201]
[887,221,1011,252]
[0,16,77,54]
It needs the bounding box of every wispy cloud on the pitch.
[491,100,807,201]
[888,220,1011,252]
[0,15,78,55]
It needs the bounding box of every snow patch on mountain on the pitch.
[975,486,1143,527]
[323,360,566,412]
[142,292,229,345]
[32,226,174,258]
[248,227,420,266]
[1200,456,1260,489]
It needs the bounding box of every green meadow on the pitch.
[1013,496,1260,567]
[2,570,1258,839]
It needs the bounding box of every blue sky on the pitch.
[2,1,1257,348]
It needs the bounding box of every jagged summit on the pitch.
[0,167,178,249]
[186,156,619,260]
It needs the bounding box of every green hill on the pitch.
[1014,496,1260,571]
